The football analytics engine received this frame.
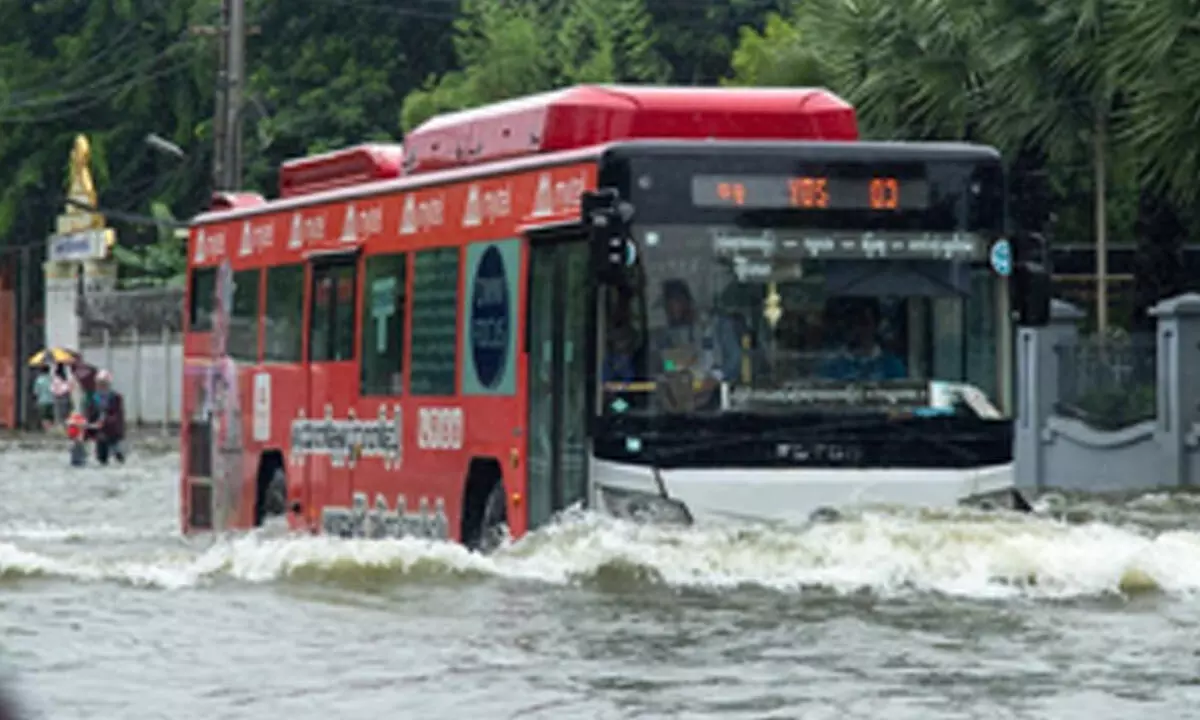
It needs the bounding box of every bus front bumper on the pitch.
[591,459,1019,528]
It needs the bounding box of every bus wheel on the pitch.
[475,483,508,554]
[263,467,288,518]
[255,451,288,526]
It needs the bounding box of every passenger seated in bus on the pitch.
[603,292,642,383]
[651,279,742,382]
[820,298,906,381]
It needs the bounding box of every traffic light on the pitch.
[1011,231,1052,327]
[582,188,636,284]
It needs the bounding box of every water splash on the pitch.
[3,508,1199,600]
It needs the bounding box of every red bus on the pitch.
[181,84,1050,549]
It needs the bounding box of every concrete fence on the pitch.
[1015,293,1200,495]
[78,286,185,428]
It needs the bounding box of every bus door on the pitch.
[306,254,359,526]
[525,229,591,530]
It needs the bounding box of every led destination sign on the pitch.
[692,173,930,211]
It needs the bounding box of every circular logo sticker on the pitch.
[990,239,1012,277]
[469,245,510,389]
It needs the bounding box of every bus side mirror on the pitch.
[1009,231,1051,327]
[582,189,635,285]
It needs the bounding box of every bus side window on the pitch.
[189,267,216,332]
[310,261,357,363]
[229,268,261,362]
[361,253,407,395]
[409,247,460,395]
[263,264,304,362]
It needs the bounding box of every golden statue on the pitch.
[62,134,103,231]
[67,134,98,208]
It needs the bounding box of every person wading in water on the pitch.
[85,369,127,465]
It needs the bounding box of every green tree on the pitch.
[244,0,457,192]
[650,0,788,85]
[108,202,188,288]
[401,0,668,132]
[725,12,828,88]
[0,0,216,252]
[1106,0,1200,327]
[725,0,1182,331]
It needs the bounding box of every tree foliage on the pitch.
[0,0,216,253]
[727,0,1200,327]
[2,0,1199,325]
[400,0,668,131]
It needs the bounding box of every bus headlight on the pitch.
[597,485,693,526]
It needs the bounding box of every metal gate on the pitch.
[0,257,15,428]
[0,244,46,429]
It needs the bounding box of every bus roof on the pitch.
[198,84,859,223]
[400,84,857,176]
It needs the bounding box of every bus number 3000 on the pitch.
[418,407,464,450]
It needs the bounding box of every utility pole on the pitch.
[192,1,256,192]
[211,1,228,191]
[223,0,246,192]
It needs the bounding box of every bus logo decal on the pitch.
[463,185,481,227]
[532,174,553,217]
[339,203,384,243]
[399,193,445,235]
[400,195,417,234]
[530,171,587,219]
[193,229,225,264]
[340,204,357,242]
[239,222,253,256]
[288,212,303,249]
[462,183,512,228]
[289,404,403,469]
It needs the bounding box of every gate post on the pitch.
[1014,299,1083,493]
[1148,293,1200,488]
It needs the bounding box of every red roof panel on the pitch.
[278,143,405,198]
[402,84,858,175]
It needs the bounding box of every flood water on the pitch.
[2,445,1200,719]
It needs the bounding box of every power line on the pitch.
[0,55,203,125]
[0,3,186,110]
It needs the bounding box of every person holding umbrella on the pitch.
[27,347,80,427]
[31,364,54,431]
[49,363,73,425]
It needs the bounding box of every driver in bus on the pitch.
[651,279,742,386]
[820,298,906,381]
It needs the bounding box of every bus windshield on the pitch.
[600,224,1008,418]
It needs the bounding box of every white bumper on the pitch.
[591,458,1015,526]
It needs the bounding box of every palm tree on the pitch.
[787,0,990,141]
[977,0,1120,331]
[1107,0,1200,327]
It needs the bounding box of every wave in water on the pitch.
[3,508,1200,599]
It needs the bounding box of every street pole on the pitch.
[191,2,257,192]
[223,0,246,191]
[211,0,229,191]
[16,244,32,428]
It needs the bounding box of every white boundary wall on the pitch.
[80,329,183,427]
